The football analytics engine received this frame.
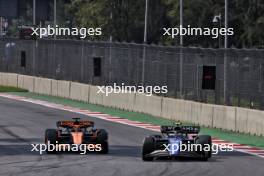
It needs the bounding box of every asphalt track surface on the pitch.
[0,97,263,176]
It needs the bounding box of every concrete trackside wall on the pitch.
[89,85,103,105]
[235,107,264,135]
[0,72,264,136]
[102,92,135,111]
[247,110,264,136]
[199,104,214,127]
[134,94,162,117]
[51,80,58,96]
[161,97,176,120]
[190,102,202,125]
[212,105,236,131]
[161,99,214,127]
[117,93,135,111]
[57,80,70,98]
[18,75,34,92]
[0,72,2,85]
[1,73,18,87]
[34,77,52,95]
[70,82,89,102]
[236,108,249,134]
[1,72,8,85]
[161,98,193,123]
[176,100,193,123]
[8,73,18,87]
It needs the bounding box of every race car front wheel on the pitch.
[195,135,212,161]
[45,129,58,154]
[97,129,108,154]
[142,136,155,161]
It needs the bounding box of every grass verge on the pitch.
[9,92,264,149]
[0,85,28,92]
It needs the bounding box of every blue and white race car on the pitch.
[142,124,212,161]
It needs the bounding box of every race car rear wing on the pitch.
[160,125,200,134]
[57,120,94,128]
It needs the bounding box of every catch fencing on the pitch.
[0,38,263,109]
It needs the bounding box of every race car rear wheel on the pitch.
[45,129,58,154]
[195,135,212,161]
[97,129,108,141]
[99,141,109,154]
[97,129,108,154]
[142,136,155,161]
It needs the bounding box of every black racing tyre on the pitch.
[99,141,109,154]
[195,135,212,160]
[142,136,155,161]
[45,129,58,154]
[97,129,108,154]
[97,129,108,142]
[153,135,162,139]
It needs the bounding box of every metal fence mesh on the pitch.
[0,38,263,109]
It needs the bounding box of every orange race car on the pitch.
[44,118,108,154]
